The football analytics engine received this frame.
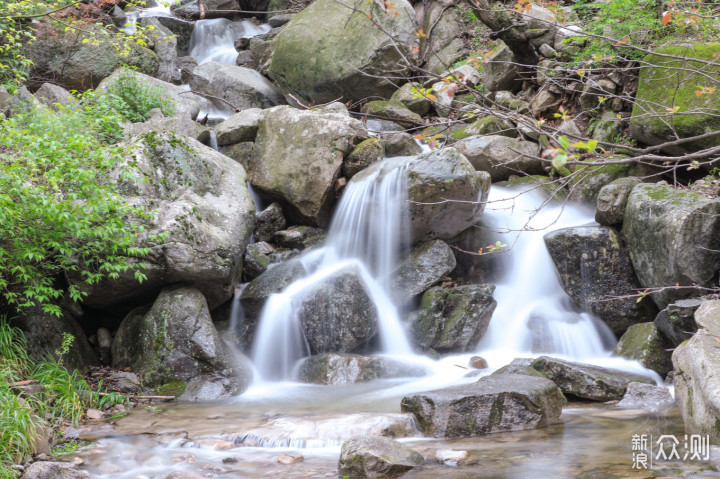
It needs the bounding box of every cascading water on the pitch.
[251,158,414,381]
[189,18,270,65]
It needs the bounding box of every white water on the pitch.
[189,18,270,65]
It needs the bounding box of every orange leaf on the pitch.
[695,90,703,97]
[662,12,672,26]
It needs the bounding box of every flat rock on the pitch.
[338,435,423,478]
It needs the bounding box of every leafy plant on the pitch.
[102,68,178,123]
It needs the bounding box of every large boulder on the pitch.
[112,287,250,400]
[454,135,543,182]
[614,322,672,376]
[400,374,563,437]
[390,240,457,302]
[240,259,307,316]
[296,353,425,385]
[630,43,720,155]
[143,17,179,83]
[298,265,379,354]
[529,356,654,401]
[188,62,284,115]
[268,0,416,104]
[405,147,491,242]
[617,382,675,408]
[338,435,423,478]
[71,132,255,311]
[247,105,366,226]
[20,462,90,479]
[654,298,704,347]
[480,41,521,92]
[622,183,720,309]
[544,226,657,335]
[673,300,720,443]
[411,284,496,352]
[215,108,264,146]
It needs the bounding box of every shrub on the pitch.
[103,69,178,123]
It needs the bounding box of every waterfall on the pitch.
[189,19,271,65]
[476,186,617,364]
[251,158,414,381]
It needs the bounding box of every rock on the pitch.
[539,43,557,58]
[70,132,255,311]
[450,116,516,141]
[530,89,558,117]
[544,226,657,335]
[622,183,720,309]
[171,0,239,18]
[469,356,488,369]
[405,147,491,242]
[430,80,455,117]
[124,113,210,143]
[248,105,367,226]
[242,242,275,280]
[253,202,287,243]
[154,17,195,57]
[673,300,720,442]
[401,374,563,437]
[343,138,385,179]
[455,135,543,182]
[381,132,422,157]
[617,382,675,408]
[595,177,643,225]
[272,226,326,250]
[298,265,379,354]
[493,358,546,378]
[579,78,616,111]
[112,286,250,400]
[654,298,703,347]
[240,259,307,315]
[425,38,465,76]
[268,14,293,27]
[277,453,303,464]
[411,284,496,352]
[98,69,203,120]
[268,0,416,104]
[630,43,720,155]
[390,82,432,116]
[188,62,283,115]
[391,240,457,302]
[481,41,520,92]
[107,372,140,393]
[361,100,423,127]
[590,109,624,144]
[614,322,672,376]
[34,83,75,109]
[97,328,112,364]
[338,435,423,478]
[420,0,464,75]
[20,462,90,479]
[0,86,11,114]
[296,353,426,385]
[142,17,179,83]
[215,108,264,146]
[567,162,635,204]
[86,408,104,420]
[529,356,654,401]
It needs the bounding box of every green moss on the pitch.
[153,380,186,397]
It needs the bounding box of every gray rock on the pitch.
[391,240,457,302]
[338,435,423,478]
[215,108,264,146]
[566,161,635,205]
[544,226,657,335]
[622,183,720,309]
[673,300,720,443]
[124,113,210,143]
[591,109,624,144]
[530,89,558,117]
[481,41,520,92]
[430,80,455,117]
[530,356,654,401]
[240,259,307,316]
[0,85,11,114]
[142,17,179,83]
[171,0,239,18]
[107,372,140,393]
[411,284,496,352]
[425,38,465,76]
[112,286,250,400]
[272,226,326,250]
[21,462,90,479]
[539,43,557,58]
[381,132,422,157]
[298,265,379,354]
[343,138,385,179]
[390,82,432,116]
[455,135,543,182]
[97,328,112,364]
[595,177,643,225]
[296,354,426,385]
[34,83,75,109]
[617,382,675,408]
[654,298,704,347]
[267,14,293,27]
[361,100,423,127]
[493,358,546,378]
[401,374,563,437]
[253,202,286,243]
[154,16,195,57]
[248,105,367,226]
[242,242,275,280]
[268,0,416,104]
[614,322,672,376]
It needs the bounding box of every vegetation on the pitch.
[102,68,178,123]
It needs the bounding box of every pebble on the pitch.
[277,453,304,464]
[86,408,104,420]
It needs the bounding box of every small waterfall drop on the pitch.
[251,158,414,381]
[477,186,617,365]
[189,19,270,65]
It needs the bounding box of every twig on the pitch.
[99,392,175,401]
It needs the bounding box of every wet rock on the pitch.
[391,240,457,301]
[343,138,385,179]
[617,382,675,408]
[171,0,239,18]
[296,354,426,385]
[215,108,264,146]
[530,356,654,401]
[338,435,423,478]
[614,322,672,376]
[272,226,326,250]
[277,453,303,464]
[253,202,287,243]
[362,100,423,127]
[544,226,657,335]
[595,177,643,226]
[566,161,636,205]
[401,374,563,437]
[142,17,179,83]
[673,300,720,443]
[268,0,416,104]
[493,358,545,378]
[164,472,205,479]
[243,242,274,280]
[390,82,432,116]
[381,132,422,157]
[298,265,379,354]
[248,104,367,226]
[469,356,488,369]
[623,183,720,309]
[454,135,542,182]
[20,462,90,479]
[240,259,307,316]
[112,286,250,400]
[654,298,704,347]
[411,284,496,353]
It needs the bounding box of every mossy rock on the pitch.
[566,160,635,204]
[450,115,516,141]
[630,43,720,155]
[361,100,423,126]
[614,322,672,376]
[497,174,567,201]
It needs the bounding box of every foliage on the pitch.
[102,68,178,123]
[0,96,155,316]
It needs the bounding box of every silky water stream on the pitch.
[71,161,717,478]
